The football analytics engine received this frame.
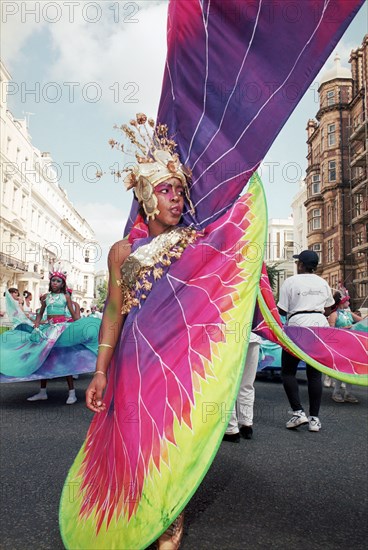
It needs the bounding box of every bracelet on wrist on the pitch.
[94,370,107,377]
[98,343,113,349]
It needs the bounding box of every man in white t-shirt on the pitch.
[277,250,334,433]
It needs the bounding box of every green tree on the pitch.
[96,280,108,310]
[266,263,280,293]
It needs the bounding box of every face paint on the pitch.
[155,181,185,201]
[148,178,185,234]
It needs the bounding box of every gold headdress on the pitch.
[111,114,194,220]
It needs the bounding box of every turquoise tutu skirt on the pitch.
[0,318,101,382]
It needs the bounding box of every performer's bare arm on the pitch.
[86,239,131,413]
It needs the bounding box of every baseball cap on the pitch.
[293,250,319,267]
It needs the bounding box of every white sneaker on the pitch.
[286,410,309,429]
[308,416,321,432]
[344,393,359,404]
[27,391,48,401]
[66,392,77,405]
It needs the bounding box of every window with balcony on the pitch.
[327,239,334,263]
[353,194,363,218]
[356,271,367,298]
[331,274,338,290]
[328,160,336,182]
[312,174,320,194]
[352,166,363,182]
[311,243,322,263]
[327,123,336,146]
[285,231,293,242]
[326,90,335,106]
[355,231,365,257]
[308,209,321,232]
[358,281,367,298]
[355,232,363,247]
[312,208,321,230]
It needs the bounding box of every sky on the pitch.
[1,0,367,269]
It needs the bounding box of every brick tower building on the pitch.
[305,35,367,310]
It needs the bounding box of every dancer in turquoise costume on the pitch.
[329,291,365,404]
[27,272,79,404]
[0,270,101,387]
[329,292,364,330]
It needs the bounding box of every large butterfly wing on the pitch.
[126,0,364,232]
[60,174,266,549]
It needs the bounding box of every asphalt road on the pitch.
[1,373,367,550]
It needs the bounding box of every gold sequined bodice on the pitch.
[118,227,198,314]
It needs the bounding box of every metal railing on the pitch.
[0,252,28,272]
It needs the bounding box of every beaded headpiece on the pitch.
[110,113,194,220]
[49,270,67,282]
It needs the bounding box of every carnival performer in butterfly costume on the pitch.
[60,1,368,549]
[0,270,101,387]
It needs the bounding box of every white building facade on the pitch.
[0,60,97,314]
[291,180,308,257]
[265,217,295,293]
[94,269,109,299]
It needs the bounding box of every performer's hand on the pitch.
[86,375,107,413]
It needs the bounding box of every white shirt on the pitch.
[90,311,103,319]
[277,273,334,328]
[249,331,261,344]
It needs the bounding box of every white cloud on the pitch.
[1,1,168,115]
[0,2,46,67]
[46,1,168,116]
